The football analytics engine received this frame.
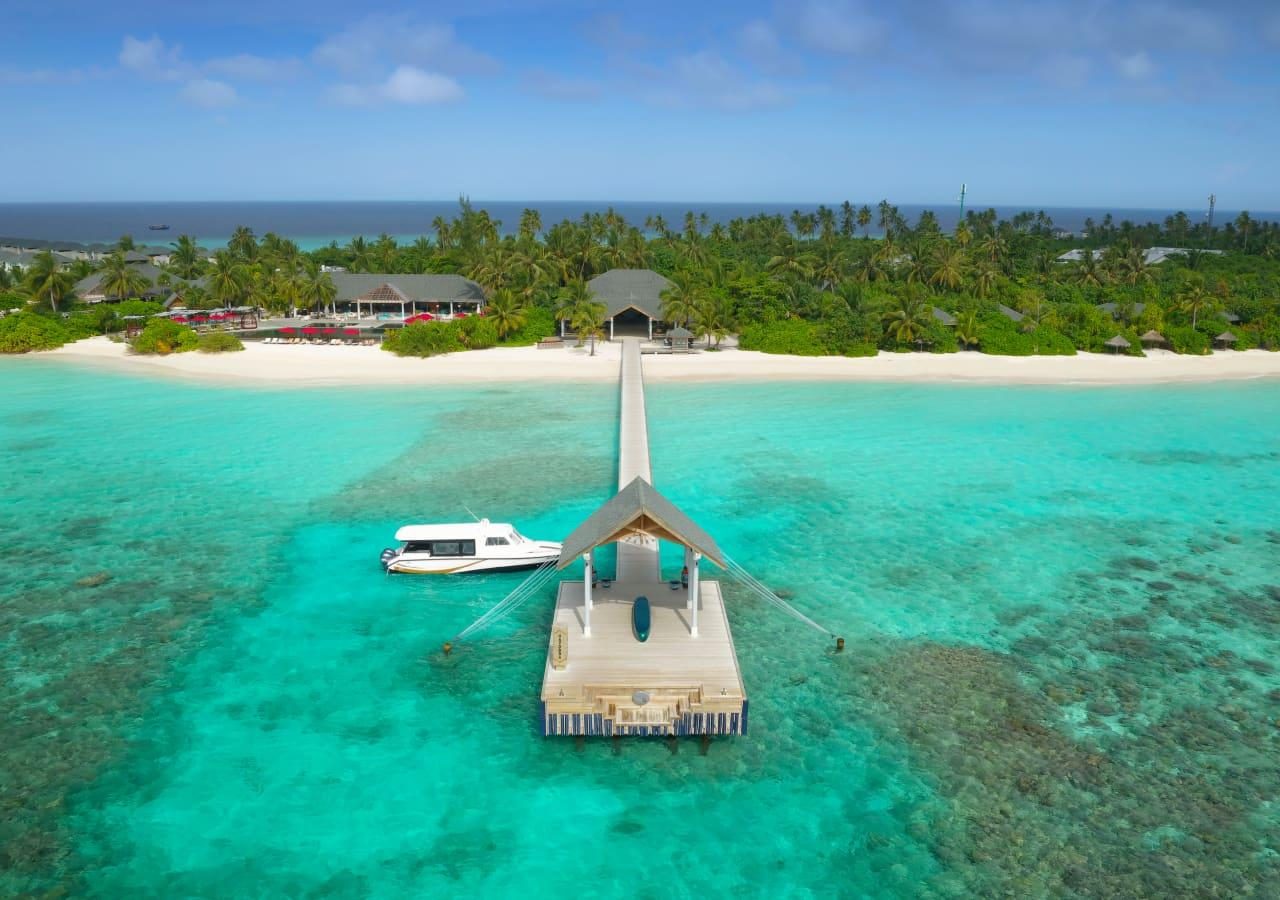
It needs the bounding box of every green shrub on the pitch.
[499,307,556,346]
[132,318,199,355]
[197,332,245,353]
[382,321,463,357]
[0,312,73,353]
[456,314,498,350]
[976,313,1076,356]
[738,320,827,355]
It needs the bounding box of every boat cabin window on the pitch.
[403,540,476,556]
[485,537,510,546]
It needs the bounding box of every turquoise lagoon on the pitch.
[1,359,1278,897]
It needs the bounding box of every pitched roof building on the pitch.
[578,269,675,339]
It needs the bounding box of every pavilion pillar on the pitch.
[450,302,455,316]
[560,318,565,338]
[648,318,653,340]
[400,301,405,319]
[583,552,593,637]
[690,552,701,637]
[609,317,614,340]
[684,547,693,609]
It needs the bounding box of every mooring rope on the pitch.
[453,561,559,642]
[721,554,836,638]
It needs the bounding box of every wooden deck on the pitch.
[616,339,659,583]
[540,579,748,736]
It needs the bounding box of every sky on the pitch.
[2,0,1278,207]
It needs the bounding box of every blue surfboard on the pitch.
[632,596,651,642]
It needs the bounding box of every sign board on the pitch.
[551,625,569,670]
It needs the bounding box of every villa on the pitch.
[75,263,166,303]
[566,268,675,340]
[1057,247,1225,265]
[329,273,486,318]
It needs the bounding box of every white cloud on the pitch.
[331,66,463,106]
[1116,50,1156,80]
[641,51,788,111]
[119,35,186,80]
[314,17,496,77]
[793,1,885,55]
[0,66,87,85]
[205,53,302,82]
[180,78,238,108]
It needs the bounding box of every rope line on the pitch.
[454,562,559,642]
[721,554,835,638]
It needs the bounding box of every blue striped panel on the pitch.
[741,700,750,735]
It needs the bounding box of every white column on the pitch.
[690,551,701,637]
[560,318,565,337]
[648,317,653,340]
[683,547,693,608]
[609,317,614,340]
[583,552,592,637]
[450,302,454,316]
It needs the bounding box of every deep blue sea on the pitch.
[2,358,1278,896]
[1,201,1274,251]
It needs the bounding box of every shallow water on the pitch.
[2,361,1278,897]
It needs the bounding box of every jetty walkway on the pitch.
[615,339,660,582]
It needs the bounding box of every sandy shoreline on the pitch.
[27,336,1280,387]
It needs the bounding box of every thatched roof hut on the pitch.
[1215,331,1237,348]
[1105,334,1131,354]
[1140,329,1166,346]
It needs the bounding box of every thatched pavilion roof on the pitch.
[1140,330,1166,343]
[1216,331,1237,343]
[1105,334,1131,349]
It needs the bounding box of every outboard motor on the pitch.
[380,547,398,570]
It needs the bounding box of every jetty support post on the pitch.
[583,552,592,637]
[690,551,701,637]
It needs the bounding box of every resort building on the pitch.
[1057,247,1224,265]
[574,268,675,340]
[329,273,485,319]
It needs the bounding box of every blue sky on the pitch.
[3,0,1278,207]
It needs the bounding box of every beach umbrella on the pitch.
[1140,330,1165,344]
[1215,331,1237,348]
[1105,334,1131,354]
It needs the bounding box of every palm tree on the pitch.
[882,291,932,348]
[99,252,150,302]
[555,279,600,341]
[692,294,733,348]
[228,226,258,261]
[812,243,848,290]
[25,250,74,313]
[116,234,136,252]
[300,268,337,315]
[169,235,204,280]
[346,236,372,273]
[1179,282,1216,328]
[971,262,998,298]
[207,251,248,309]
[954,310,980,350]
[659,272,703,327]
[1071,249,1106,289]
[765,240,815,281]
[856,205,872,238]
[930,242,966,291]
[485,288,527,339]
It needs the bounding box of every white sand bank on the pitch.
[33,336,1280,387]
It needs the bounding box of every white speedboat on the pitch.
[380,519,561,574]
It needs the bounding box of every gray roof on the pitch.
[932,307,956,326]
[76,263,171,298]
[558,477,724,569]
[997,303,1024,322]
[586,269,674,319]
[123,251,150,263]
[1219,311,1240,323]
[1098,301,1147,317]
[1105,334,1131,348]
[668,326,692,338]
[328,273,484,304]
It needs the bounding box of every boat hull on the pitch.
[383,553,559,575]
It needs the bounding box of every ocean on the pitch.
[1,201,1273,251]
[2,358,1278,896]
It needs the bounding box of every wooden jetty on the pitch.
[540,339,748,737]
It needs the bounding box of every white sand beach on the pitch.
[35,336,1280,387]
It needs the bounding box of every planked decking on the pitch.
[540,579,747,736]
[615,339,659,583]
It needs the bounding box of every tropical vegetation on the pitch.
[2,197,1279,357]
